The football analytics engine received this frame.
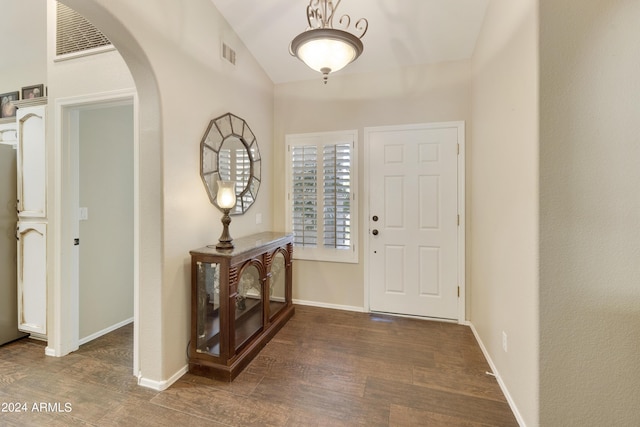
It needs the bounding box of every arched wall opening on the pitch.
[52,0,164,383]
[49,0,275,388]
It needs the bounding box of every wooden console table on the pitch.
[188,232,294,381]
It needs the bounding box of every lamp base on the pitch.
[215,208,234,250]
[215,240,234,250]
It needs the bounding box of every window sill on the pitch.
[292,247,358,264]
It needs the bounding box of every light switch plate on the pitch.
[79,207,88,221]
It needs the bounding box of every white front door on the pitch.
[367,123,463,320]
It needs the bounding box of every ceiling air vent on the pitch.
[56,2,112,57]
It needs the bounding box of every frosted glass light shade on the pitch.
[217,181,236,209]
[298,38,355,73]
[290,28,363,76]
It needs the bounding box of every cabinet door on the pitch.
[17,222,47,335]
[17,105,46,218]
[195,261,221,357]
[268,250,287,320]
[235,263,263,351]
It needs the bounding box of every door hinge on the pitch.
[458,286,460,297]
[457,214,460,226]
[457,143,460,155]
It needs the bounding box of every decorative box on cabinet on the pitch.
[189,232,294,381]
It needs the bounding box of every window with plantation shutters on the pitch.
[286,131,358,263]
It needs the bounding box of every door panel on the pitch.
[419,247,440,295]
[17,106,46,219]
[17,221,47,335]
[368,124,460,319]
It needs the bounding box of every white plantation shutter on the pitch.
[286,131,358,263]
[291,145,318,246]
[323,144,351,249]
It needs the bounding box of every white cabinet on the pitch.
[17,221,47,336]
[14,99,48,339]
[17,105,46,219]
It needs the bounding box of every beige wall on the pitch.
[58,0,275,382]
[274,61,471,309]
[46,0,139,364]
[470,0,538,425]
[0,0,47,95]
[540,1,640,424]
[79,105,134,340]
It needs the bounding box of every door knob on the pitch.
[372,229,379,236]
[372,215,379,222]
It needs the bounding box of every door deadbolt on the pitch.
[372,215,379,222]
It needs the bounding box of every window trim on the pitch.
[285,130,358,264]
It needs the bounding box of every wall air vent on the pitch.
[56,2,112,57]
[222,43,236,65]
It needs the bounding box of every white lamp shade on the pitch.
[298,38,356,73]
[290,28,363,74]
[217,181,236,209]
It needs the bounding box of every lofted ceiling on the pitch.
[211,0,489,84]
[0,1,489,86]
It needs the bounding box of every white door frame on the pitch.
[48,88,140,375]
[363,121,466,323]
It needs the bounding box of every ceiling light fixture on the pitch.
[289,0,368,84]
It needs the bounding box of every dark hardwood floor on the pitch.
[0,305,518,426]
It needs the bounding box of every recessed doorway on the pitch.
[57,90,138,374]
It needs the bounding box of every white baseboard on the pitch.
[79,317,134,345]
[27,332,47,342]
[293,299,365,313]
[138,364,188,391]
[468,322,526,427]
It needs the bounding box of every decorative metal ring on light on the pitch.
[289,0,368,84]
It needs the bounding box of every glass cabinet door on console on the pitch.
[196,261,220,357]
[234,262,263,352]
[189,232,294,381]
[269,250,287,321]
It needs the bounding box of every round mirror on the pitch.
[200,113,261,215]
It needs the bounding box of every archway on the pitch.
[50,0,163,383]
